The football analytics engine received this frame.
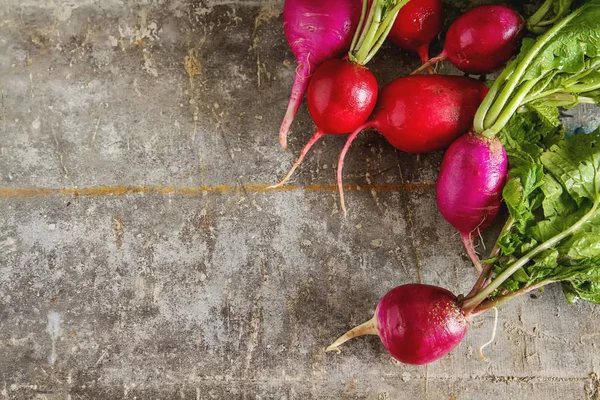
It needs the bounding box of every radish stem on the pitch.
[524,79,600,105]
[351,0,411,65]
[473,62,516,133]
[527,0,553,32]
[353,0,377,54]
[472,280,555,314]
[355,6,383,63]
[527,0,574,34]
[326,316,379,352]
[363,8,401,64]
[485,77,543,136]
[349,0,370,60]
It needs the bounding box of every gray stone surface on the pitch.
[0,0,599,399]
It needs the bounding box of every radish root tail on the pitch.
[337,124,370,217]
[279,62,312,150]
[478,307,499,362]
[326,316,379,353]
[416,45,434,74]
[462,232,483,273]
[410,52,447,75]
[269,130,325,189]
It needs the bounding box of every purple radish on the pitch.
[436,133,508,271]
[412,5,525,75]
[327,284,469,365]
[279,0,362,150]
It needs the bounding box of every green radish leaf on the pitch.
[541,132,600,204]
[479,0,600,136]
[493,129,600,304]
[527,0,575,34]
[521,9,600,81]
[563,278,600,303]
[499,109,564,236]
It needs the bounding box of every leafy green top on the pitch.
[496,121,600,303]
[462,120,600,312]
[473,0,600,138]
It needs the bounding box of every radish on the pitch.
[436,134,508,272]
[388,0,444,68]
[272,0,412,188]
[327,284,469,365]
[337,75,489,215]
[412,5,525,75]
[308,59,379,135]
[278,0,362,150]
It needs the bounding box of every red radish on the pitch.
[327,284,469,365]
[412,5,525,75]
[270,59,378,187]
[279,0,362,150]
[388,0,444,67]
[337,75,489,215]
[436,134,508,271]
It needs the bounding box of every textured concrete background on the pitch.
[1,0,599,399]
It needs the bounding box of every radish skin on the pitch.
[307,59,378,134]
[279,0,362,149]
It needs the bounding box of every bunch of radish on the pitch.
[326,0,600,366]
[277,0,447,151]
[274,0,600,368]
[276,0,526,216]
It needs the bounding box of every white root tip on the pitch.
[325,316,379,354]
[478,307,499,362]
[325,346,342,354]
[341,200,348,219]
